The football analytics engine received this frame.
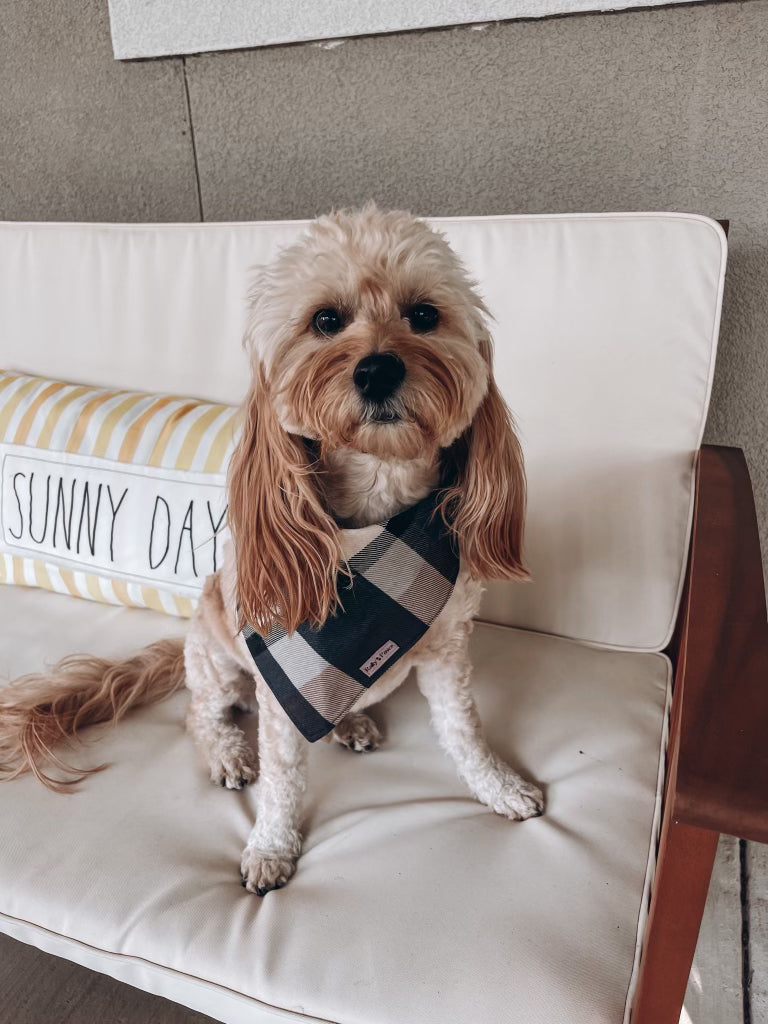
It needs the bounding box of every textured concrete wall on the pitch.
[0,0,198,221]
[1,0,767,567]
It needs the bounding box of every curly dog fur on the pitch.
[0,205,543,895]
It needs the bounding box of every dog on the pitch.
[0,204,543,895]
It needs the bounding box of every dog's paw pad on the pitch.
[220,773,254,789]
[240,851,296,895]
[332,713,383,753]
[491,775,545,821]
[210,746,258,790]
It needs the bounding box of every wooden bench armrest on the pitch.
[671,444,768,843]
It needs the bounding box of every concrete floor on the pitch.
[684,837,751,1024]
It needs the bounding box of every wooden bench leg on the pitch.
[632,819,719,1023]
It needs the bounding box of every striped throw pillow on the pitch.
[0,372,238,617]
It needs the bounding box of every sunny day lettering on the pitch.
[1,447,228,589]
[8,472,128,563]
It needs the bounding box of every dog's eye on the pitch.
[312,308,345,336]
[405,303,439,333]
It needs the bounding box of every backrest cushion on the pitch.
[0,372,234,617]
[0,215,726,651]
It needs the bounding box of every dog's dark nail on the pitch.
[256,887,268,897]
[220,779,226,787]
[364,743,374,751]
[239,777,249,787]
[241,877,247,887]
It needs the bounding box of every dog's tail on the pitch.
[0,638,186,792]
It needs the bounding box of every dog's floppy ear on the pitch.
[439,336,529,581]
[227,365,343,635]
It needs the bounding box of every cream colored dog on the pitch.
[0,205,543,895]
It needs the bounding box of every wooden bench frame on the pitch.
[631,444,768,1022]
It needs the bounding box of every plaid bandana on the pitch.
[241,492,460,742]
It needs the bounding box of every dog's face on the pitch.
[230,205,527,636]
[248,207,489,461]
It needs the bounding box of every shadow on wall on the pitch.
[705,232,768,583]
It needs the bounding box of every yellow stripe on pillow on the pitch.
[0,371,238,618]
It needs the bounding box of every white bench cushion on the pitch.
[0,586,669,1024]
[0,214,726,650]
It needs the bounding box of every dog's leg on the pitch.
[185,619,258,791]
[417,641,544,821]
[332,711,383,752]
[241,677,307,895]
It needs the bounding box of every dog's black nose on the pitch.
[353,353,406,401]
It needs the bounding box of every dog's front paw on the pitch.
[209,739,258,790]
[332,712,383,752]
[486,770,544,821]
[240,848,297,896]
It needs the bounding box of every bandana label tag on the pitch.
[360,640,400,677]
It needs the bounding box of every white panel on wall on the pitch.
[108,0,708,60]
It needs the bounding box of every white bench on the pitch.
[2,213,760,1024]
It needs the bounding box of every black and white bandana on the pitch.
[241,492,460,742]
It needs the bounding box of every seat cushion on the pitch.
[0,586,669,1024]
